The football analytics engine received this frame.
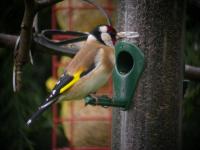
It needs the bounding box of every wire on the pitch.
[81,0,112,26]
[40,29,88,45]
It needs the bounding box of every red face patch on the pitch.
[107,25,116,33]
[106,25,117,45]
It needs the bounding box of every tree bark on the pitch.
[112,0,185,150]
[13,0,63,92]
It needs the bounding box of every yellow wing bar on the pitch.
[59,70,83,94]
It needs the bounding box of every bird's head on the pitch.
[89,25,117,47]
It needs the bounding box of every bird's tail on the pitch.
[26,98,57,127]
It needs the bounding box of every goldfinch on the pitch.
[26,25,117,126]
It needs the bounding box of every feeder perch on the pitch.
[85,41,145,110]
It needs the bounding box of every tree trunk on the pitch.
[112,0,185,150]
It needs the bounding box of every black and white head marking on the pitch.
[99,25,108,33]
[99,25,114,47]
[90,25,117,47]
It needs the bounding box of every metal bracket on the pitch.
[84,41,145,110]
[32,30,88,57]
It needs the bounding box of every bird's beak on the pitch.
[117,32,139,40]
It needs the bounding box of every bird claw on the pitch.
[84,94,98,106]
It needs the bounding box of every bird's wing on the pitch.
[65,41,101,74]
[48,41,101,100]
[26,41,101,126]
[26,63,96,126]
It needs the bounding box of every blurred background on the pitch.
[0,0,200,150]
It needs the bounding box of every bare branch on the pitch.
[0,33,17,49]
[14,0,36,92]
[13,0,64,92]
[185,64,200,81]
[0,33,80,56]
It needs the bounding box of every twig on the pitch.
[14,0,36,92]
[13,0,64,92]
[185,64,200,81]
[0,33,17,49]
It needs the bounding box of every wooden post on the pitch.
[112,0,185,150]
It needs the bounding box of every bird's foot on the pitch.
[84,94,98,106]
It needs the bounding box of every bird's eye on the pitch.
[110,32,116,39]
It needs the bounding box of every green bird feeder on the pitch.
[85,41,145,110]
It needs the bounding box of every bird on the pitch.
[26,25,117,126]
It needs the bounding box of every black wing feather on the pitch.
[80,63,96,77]
[26,63,96,126]
[49,72,74,99]
[26,72,74,126]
